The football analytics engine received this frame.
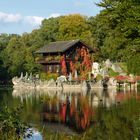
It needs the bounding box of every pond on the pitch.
[0,86,140,139]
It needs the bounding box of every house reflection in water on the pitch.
[42,92,95,131]
[12,88,121,131]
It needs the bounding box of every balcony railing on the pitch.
[36,57,60,64]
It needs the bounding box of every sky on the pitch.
[0,0,102,34]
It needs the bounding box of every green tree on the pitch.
[90,0,140,73]
[0,105,32,140]
[58,14,93,45]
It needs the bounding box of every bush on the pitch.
[127,53,140,75]
[118,62,127,73]
[0,105,32,140]
[96,74,103,81]
[40,72,58,80]
[108,68,119,77]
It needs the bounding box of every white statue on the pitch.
[20,72,23,79]
[105,59,112,68]
[68,73,72,82]
[74,70,78,79]
[56,75,67,83]
[92,62,100,78]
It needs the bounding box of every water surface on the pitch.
[0,86,140,138]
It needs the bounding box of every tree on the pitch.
[58,14,93,45]
[90,0,140,73]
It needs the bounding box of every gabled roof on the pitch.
[35,39,94,54]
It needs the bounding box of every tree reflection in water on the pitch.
[12,88,138,132]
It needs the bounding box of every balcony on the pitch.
[35,56,61,64]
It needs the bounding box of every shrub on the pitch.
[40,72,58,80]
[0,105,32,140]
[127,53,140,75]
[108,68,119,77]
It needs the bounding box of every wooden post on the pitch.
[135,81,138,93]
[129,82,131,91]
[123,82,126,92]
[118,82,121,91]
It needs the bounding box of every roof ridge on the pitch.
[49,39,80,44]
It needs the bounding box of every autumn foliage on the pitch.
[60,46,92,79]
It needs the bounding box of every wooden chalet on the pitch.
[35,39,94,76]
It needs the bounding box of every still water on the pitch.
[0,86,140,138]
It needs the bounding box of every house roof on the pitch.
[35,39,94,54]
